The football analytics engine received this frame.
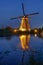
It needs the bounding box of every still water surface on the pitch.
[0,35,43,65]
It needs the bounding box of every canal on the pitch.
[0,35,43,65]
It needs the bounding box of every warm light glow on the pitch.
[20,28,26,31]
[20,35,30,50]
[19,17,31,31]
[34,29,38,33]
[13,29,18,32]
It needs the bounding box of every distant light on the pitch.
[34,29,38,33]
[34,34,37,37]
[34,29,37,32]
[13,29,18,32]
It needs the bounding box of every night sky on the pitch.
[0,1,43,65]
[0,0,43,28]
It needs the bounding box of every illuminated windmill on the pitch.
[10,3,39,31]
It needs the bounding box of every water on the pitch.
[0,35,43,65]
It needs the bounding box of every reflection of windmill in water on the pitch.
[20,35,30,50]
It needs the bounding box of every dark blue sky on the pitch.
[0,0,43,28]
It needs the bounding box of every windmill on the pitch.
[10,4,39,64]
[10,3,39,31]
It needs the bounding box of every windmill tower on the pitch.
[19,16,31,31]
[19,3,31,31]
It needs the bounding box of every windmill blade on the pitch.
[10,2,39,20]
[26,12,39,16]
[10,12,39,20]
[10,15,23,20]
[22,3,25,16]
